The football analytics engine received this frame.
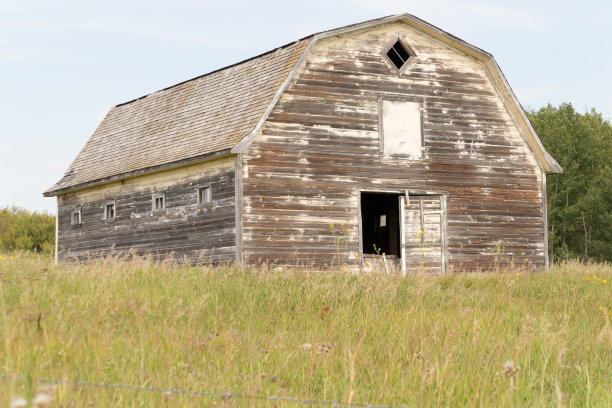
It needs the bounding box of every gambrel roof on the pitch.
[44,14,561,197]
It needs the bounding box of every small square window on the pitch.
[198,185,212,206]
[104,202,115,219]
[152,193,165,212]
[71,208,82,225]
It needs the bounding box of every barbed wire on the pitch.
[0,373,408,408]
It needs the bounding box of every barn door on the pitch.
[400,194,447,275]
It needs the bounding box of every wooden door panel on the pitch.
[401,194,447,274]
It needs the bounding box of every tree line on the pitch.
[0,206,55,253]
[529,103,612,262]
[1,103,611,262]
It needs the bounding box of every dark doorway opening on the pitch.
[361,192,401,257]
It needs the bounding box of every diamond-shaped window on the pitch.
[386,40,411,70]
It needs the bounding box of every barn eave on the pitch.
[43,149,233,197]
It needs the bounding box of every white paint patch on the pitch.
[335,105,372,115]
[455,139,468,156]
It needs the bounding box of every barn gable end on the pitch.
[240,22,553,270]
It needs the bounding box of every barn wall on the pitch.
[240,24,546,270]
[57,156,236,263]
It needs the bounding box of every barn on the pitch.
[44,14,562,272]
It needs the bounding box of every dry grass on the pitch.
[0,252,610,407]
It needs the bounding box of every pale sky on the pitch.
[1,0,611,213]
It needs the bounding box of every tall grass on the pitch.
[0,253,610,407]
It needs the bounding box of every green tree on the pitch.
[0,206,24,248]
[0,206,55,253]
[528,103,612,262]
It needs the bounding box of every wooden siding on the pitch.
[240,24,546,270]
[57,157,236,263]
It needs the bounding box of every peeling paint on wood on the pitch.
[240,24,546,270]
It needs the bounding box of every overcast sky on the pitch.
[1,0,611,213]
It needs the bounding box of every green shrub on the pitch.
[0,206,55,253]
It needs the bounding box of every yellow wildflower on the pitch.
[586,277,590,280]
[355,253,359,257]
[347,228,351,232]
[422,250,426,255]
[9,256,14,260]
[366,261,370,265]
[604,280,607,284]
[600,306,603,310]
[516,272,519,276]
[344,268,348,272]
[511,280,514,284]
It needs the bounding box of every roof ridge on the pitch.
[115,36,314,108]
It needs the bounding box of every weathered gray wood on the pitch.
[57,160,236,263]
[235,154,244,265]
[401,195,447,273]
[240,24,548,270]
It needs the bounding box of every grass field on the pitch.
[0,253,611,407]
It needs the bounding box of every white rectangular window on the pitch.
[380,100,423,157]
[104,202,115,219]
[198,185,211,206]
[72,208,82,225]
[152,193,165,211]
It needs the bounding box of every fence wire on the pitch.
[0,373,408,408]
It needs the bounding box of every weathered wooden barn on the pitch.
[44,14,562,272]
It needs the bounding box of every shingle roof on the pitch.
[45,38,309,195]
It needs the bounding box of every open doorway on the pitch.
[360,192,401,258]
